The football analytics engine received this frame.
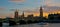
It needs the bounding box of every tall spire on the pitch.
[40,6,43,17]
[22,11,24,17]
[14,9,19,18]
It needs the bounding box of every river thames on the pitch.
[2,23,60,27]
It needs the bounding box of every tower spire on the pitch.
[40,6,43,17]
[22,11,24,17]
[14,9,19,18]
[21,11,25,19]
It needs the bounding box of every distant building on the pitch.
[18,11,25,20]
[40,6,43,17]
[21,11,25,19]
[14,10,19,18]
[39,6,44,21]
[27,14,34,20]
[48,13,60,20]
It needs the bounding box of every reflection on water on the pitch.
[3,23,48,27]
[2,23,9,27]
[3,23,60,27]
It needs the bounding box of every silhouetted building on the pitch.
[18,15,22,20]
[14,10,18,18]
[40,6,43,17]
[21,11,24,19]
[27,14,33,20]
[48,13,60,20]
[19,11,25,20]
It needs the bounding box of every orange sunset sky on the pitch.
[0,0,60,18]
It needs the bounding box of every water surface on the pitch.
[3,23,60,27]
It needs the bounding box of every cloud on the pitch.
[43,6,60,13]
[0,7,6,11]
[44,0,60,6]
[20,6,60,14]
[14,7,39,13]
[9,0,26,3]
[24,9,39,13]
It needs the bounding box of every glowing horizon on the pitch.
[0,11,60,18]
